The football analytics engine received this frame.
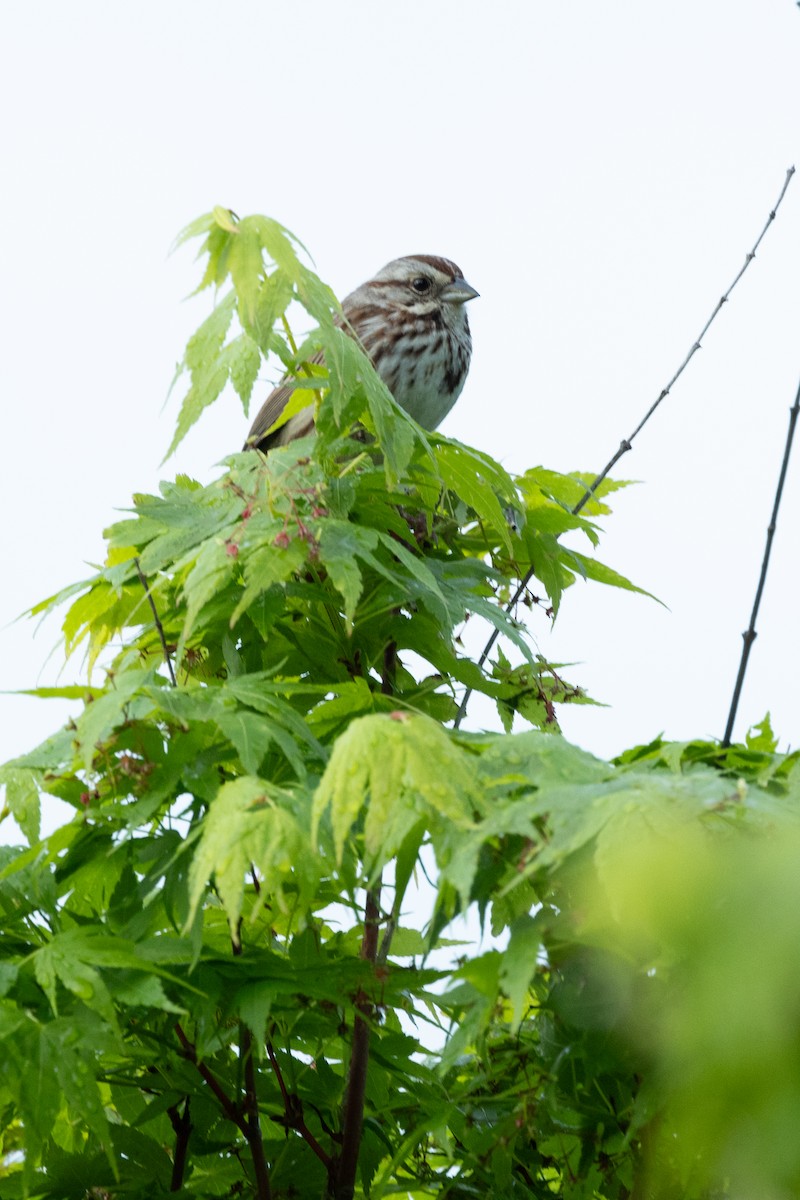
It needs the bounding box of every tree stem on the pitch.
[242,1026,272,1200]
[167,1098,192,1192]
[334,885,380,1199]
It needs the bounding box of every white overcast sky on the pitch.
[2,2,799,841]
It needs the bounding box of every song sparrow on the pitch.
[244,255,478,451]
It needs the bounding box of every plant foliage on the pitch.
[2,210,799,1199]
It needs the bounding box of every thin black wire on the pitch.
[722,376,800,746]
[454,165,796,731]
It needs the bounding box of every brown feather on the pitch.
[243,349,327,450]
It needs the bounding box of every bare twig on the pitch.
[722,374,800,746]
[175,1019,272,1199]
[377,904,398,965]
[242,1026,272,1200]
[266,1039,292,1109]
[266,1040,333,1169]
[381,641,397,696]
[574,165,796,515]
[167,1098,192,1192]
[174,1023,244,1130]
[334,885,381,1200]
[134,557,177,686]
[230,928,272,1200]
[454,165,796,730]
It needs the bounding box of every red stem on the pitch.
[267,1041,333,1169]
[174,1022,243,1130]
[333,885,380,1199]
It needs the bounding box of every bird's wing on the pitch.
[243,349,327,451]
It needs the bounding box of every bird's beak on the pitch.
[440,277,479,304]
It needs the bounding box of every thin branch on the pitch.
[231,926,272,1200]
[266,1039,292,1109]
[267,1040,333,1168]
[242,1026,272,1200]
[377,903,398,965]
[381,641,397,696]
[167,1098,192,1192]
[722,374,800,746]
[574,165,796,515]
[134,557,177,686]
[174,1022,245,1132]
[454,165,796,730]
[376,648,398,961]
[334,885,381,1200]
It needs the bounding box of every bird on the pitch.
[243,255,478,452]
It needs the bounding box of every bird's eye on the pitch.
[411,276,432,294]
